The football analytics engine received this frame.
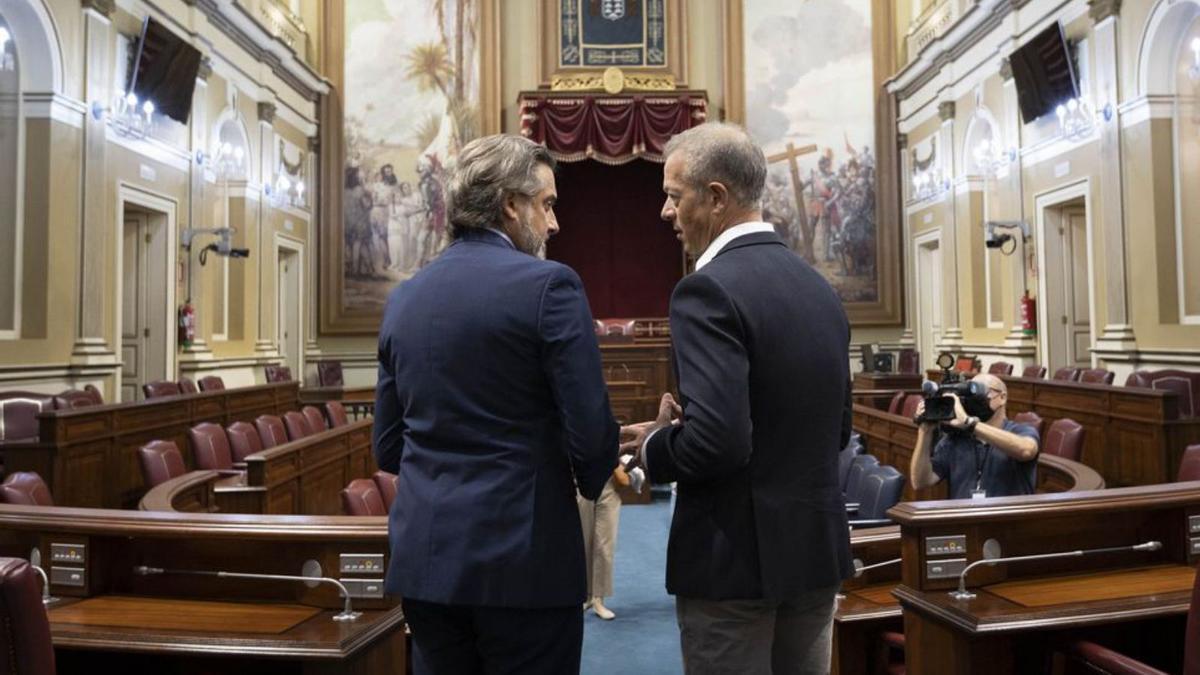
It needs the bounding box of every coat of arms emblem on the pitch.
[600,0,626,20]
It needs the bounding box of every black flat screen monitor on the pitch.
[127,17,202,124]
[1009,22,1079,124]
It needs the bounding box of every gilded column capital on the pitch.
[938,101,956,122]
[257,102,277,124]
[197,57,213,82]
[307,136,320,153]
[897,133,908,150]
[81,0,116,17]
[999,58,1014,82]
[1088,0,1121,22]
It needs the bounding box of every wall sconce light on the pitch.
[0,26,13,72]
[972,138,1016,178]
[912,167,950,201]
[210,142,245,179]
[1055,97,1095,142]
[264,172,305,209]
[90,91,155,140]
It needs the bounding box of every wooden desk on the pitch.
[2,382,300,508]
[300,385,376,419]
[853,372,923,392]
[1002,375,1200,486]
[834,525,903,675]
[140,419,376,515]
[888,483,1200,674]
[600,341,673,425]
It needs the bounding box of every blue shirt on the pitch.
[931,419,1040,499]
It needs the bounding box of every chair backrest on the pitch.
[138,440,186,488]
[1185,556,1200,675]
[1013,411,1046,438]
[255,415,289,449]
[857,465,905,520]
[177,378,198,394]
[897,349,919,375]
[325,401,350,428]
[838,443,864,492]
[226,421,264,462]
[189,422,233,471]
[198,375,226,392]
[886,391,906,415]
[1078,368,1114,385]
[954,355,979,374]
[341,478,387,516]
[1179,444,1200,482]
[1022,365,1048,379]
[84,384,104,404]
[987,361,1014,376]
[142,380,182,399]
[0,472,54,506]
[373,470,399,510]
[264,365,293,383]
[0,557,56,675]
[0,393,55,443]
[1125,370,1200,418]
[900,394,923,420]
[283,411,312,441]
[1052,367,1081,382]
[302,406,328,433]
[53,389,99,410]
[316,361,345,387]
[1043,418,1085,462]
[845,454,880,500]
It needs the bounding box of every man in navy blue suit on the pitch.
[623,123,854,675]
[373,134,619,675]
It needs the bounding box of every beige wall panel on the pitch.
[500,0,537,133]
[688,0,724,117]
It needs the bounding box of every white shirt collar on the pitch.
[694,221,777,270]
[486,227,515,248]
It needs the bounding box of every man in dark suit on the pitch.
[623,123,855,674]
[374,134,619,675]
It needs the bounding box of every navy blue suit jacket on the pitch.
[645,231,855,601]
[373,229,618,608]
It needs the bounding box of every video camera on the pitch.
[914,352,988,424]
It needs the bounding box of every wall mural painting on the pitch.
[342,0,482,313]
[744,0,878,304]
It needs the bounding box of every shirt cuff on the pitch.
[640,426,665,476]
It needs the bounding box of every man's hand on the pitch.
[914,399,936,431]
[943,393,969,429]
[619,393,681,466]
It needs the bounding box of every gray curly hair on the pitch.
[447,134,556,238]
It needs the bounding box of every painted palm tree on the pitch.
[404,42,453,99]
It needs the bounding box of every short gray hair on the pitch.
[447,134,556,237]
[663,122,767,208]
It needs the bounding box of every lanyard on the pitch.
[973,440,992,492]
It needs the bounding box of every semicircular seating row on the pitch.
[340,472,399,516]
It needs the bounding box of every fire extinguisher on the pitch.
[178,300,196,349]
[1020,290,1037,336]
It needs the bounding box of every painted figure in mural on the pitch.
[371,164,399,274]
[417,154,448,266]
[808,152,843,263]
[344,166,375,278]
[389,182,425,274]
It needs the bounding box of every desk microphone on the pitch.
[949,540,1162,601]
[134,560,363,621]
[29,548,58,606]
[852,557,901,578]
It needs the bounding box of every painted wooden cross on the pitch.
[767,141,818,262]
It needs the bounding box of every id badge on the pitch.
[971,489,987,500]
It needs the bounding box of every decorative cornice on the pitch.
[257,102,277,124]
[1088,0,1121,23]
[938,101,956,121]
[81,0,116,17]
[999,58,1013,82]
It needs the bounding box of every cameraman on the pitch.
[909,374,1040,499]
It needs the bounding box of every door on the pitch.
[916,236,943,372]
[277,248,302,376]
[1042,202,1091,371]
[120,212,169,401]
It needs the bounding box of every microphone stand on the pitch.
[134,565,363,621]
[949,541,1162,601]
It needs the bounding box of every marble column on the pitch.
[255,102,279,357]
[937,100,964,346]
[304,135,322,357]
[181,58,214,361]
[899,133,916,345]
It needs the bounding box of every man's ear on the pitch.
[707,181,730,214]
[500,191,521,226]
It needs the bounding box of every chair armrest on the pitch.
[1064,641,1169,675]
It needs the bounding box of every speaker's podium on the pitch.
[888,483,1200,674]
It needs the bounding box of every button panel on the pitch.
[1191,537,1200,555]
[50,566,85,587]
[1189,515,1200,534]
[340,554,385,575]
[926,558,967,580]
[925,535,966,556]
[341,578,385,599]
[50,543,85,564]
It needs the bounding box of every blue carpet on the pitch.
[581,489,683,675]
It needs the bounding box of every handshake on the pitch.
[616,393,684,492]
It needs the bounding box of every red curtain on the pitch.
[547,160,681,318]
[520,94,707,164]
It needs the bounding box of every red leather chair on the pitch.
[1022,365,1047,379]
[1125,370,1200,418]
[0,472,54,506]
[374,470,399,511]
[226,421,264,462]
[178,378,198,394]
[142,380,182,399]
[1043,418,1085,462]
[897,349,919,375]
[1052,367,1082,382]
[1014,411,1046,438]
[138,440,186,488]
[900,394,922,420]
[987,361,1014,376]
[1079,368,1115,385]
[886,391,906,415]
[264,365,293,383]
[316,361,345,387]
[84,383,104,404]
[283,411,311,441]
[0,557,56,675]
[254,415,289,449]
[53,389,99,410]
[189,422,234,471]
[1179,444,1200,482]
[198,376,225,392]
[341,478,387,516]
[0,392,55,443]
[954,355,980,375]
[325,401,350,428]
[302,406,328,433]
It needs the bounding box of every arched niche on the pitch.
[0,0,62,94]
[1137,0,1200,97]
[210,108,253,181]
